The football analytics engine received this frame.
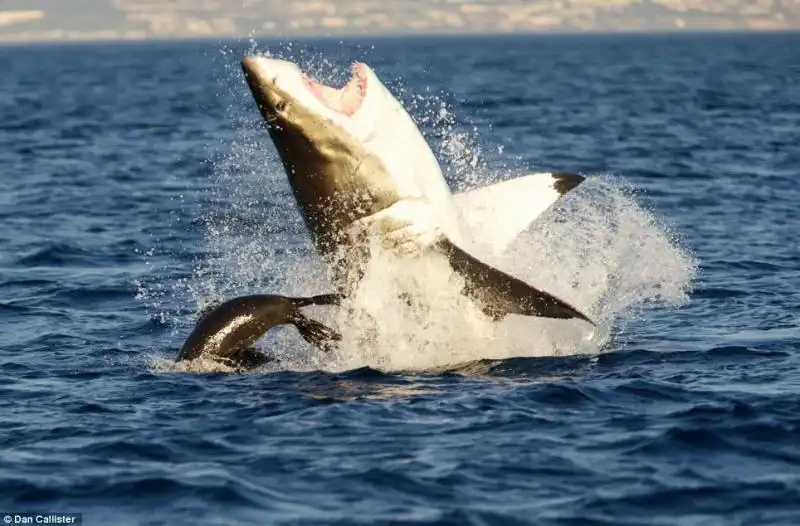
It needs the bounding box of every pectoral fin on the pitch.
[435,238,595,325]
[453,172,585,257]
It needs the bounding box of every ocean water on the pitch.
[1,32,799,524]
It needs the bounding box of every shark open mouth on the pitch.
[302,63,367,117]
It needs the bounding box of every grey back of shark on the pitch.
[240,57,594,326]
[176,294,343,369]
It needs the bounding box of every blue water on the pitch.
[1,33,799,524]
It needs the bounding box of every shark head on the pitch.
[240,56,460,253]
[241,57,400,149]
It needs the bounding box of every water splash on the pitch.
[144,43,697,374]
[312,175,697,372]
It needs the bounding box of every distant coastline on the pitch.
[1,26,798,46]
[1,0,799,46]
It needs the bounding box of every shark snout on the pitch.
[241,56,291,121]
[241,56,274,87]
[241,56,302,85]
[240,55,260,74]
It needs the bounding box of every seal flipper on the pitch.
[436,238,595,325]
[289,294,344,308]
[290,313,342,352]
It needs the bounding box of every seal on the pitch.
[240,56,594,325]
[176,293,343,369]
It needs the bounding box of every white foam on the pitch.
[304,175,697,372]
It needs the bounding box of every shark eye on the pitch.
[275,100,287,112]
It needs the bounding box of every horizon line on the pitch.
[1,26,798,47]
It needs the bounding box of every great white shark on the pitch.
[239,56,593,325]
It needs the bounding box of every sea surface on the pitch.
[1,33,799,525]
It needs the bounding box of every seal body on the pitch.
[176,294,342,369]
